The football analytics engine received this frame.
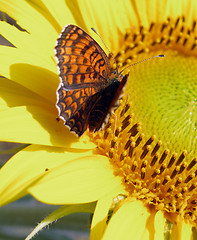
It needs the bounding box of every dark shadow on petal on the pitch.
[0,64,81,148]
[9,63,59,105]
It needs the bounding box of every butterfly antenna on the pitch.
[91,27,119,73]
[119,55,165,74]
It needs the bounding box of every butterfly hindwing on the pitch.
[57,85,102,136]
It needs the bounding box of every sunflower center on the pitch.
[90,17,197,225]
[126,50,197,158]
[112,16,197,159]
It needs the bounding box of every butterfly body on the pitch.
[55,24,128,136]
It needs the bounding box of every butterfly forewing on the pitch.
[55,24,111,89]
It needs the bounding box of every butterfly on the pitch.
[55,24,128,136]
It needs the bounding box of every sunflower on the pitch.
[0,0,197,239]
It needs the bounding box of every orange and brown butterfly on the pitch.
[55,24,128,136]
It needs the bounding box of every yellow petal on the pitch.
[0,21,56,58]
[0,45,52,77]
[0,77,49,110]
[167,0,195,25]
[90,194,120,240]
[79,0,136,51]
[133,0,197,27]
[29,155,124,204]
[0,47,58,103]
[0,144,93,206]
[9,62,58,103]
[40,0,76,30]
[154,211,166,239]
[171,218,193,240]
[0,105,94,148]
[182,222,193,240]
[133,0,170,25]
[102,200,151,240]
[0,0,57,46]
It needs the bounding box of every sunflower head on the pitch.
[89,14,197,228]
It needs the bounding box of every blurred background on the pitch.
[0,12,90,240]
